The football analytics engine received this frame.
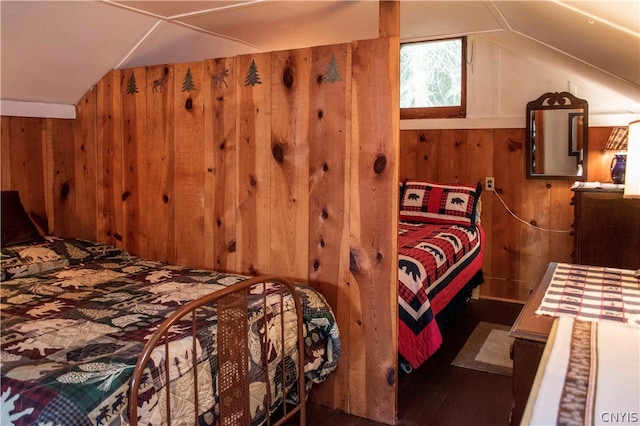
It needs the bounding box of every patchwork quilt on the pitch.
[0,238,340,426]
[398,222,484,369]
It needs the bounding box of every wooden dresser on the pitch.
[509,264,555,426]
[572,187,640,269]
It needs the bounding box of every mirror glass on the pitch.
[526,92,588,180]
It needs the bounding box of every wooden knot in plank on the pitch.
[185,98,193,111]
[349,249,358,272]
[272,143,285,164]
[283,67,294,88]
[387,368,396,386]
[162,194,169,203]
[228,239,236,253]
[507,137,522,152]
[60,182,70,199]
[121,190,130,201]
[373,155,387,174]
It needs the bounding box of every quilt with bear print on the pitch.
[0,238,340,426]
[398,222,484,369]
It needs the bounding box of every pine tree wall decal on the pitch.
[323,55,342,84]
[245,59,262,86]
[182,68,196,92]
[126,73,138,94]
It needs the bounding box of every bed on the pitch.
[397,180,485,371]
[0,191,340,426]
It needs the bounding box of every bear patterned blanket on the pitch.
[1,237,340,426]
[398,222,484,369]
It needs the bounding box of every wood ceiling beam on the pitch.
[379,0,400,38]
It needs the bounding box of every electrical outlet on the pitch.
[485,177,495,192]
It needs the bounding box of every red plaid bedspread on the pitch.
[398,222,484,369]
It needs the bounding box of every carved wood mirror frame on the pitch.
[526,91,589,180]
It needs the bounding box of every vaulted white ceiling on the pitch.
[1,0,638,118]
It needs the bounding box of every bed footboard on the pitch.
[128,275,306,426]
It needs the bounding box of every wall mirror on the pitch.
[526,91,588,180]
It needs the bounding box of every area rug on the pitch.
[451,321,514,376]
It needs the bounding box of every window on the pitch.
[400,37,467,119]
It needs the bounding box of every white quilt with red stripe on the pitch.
[525,317,640,426]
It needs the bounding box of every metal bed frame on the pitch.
[128,275,307,426]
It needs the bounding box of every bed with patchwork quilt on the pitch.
[0,191,340,426]
[0,235,340,426]
[398,181,485,370]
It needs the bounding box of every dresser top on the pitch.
[509,263,556,343]
[571,181,624,193]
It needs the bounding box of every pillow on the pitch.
[1,191,44,247]
[1,237,128,280]
[399,180,482,227]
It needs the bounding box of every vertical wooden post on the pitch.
[74,88,98,242]
[308,42,353,411]
[174,62,206,268]
[270,48,311,280]
[121,67,147,257]
[145,65,176,263]
[96,70,124,247]
[236,53,272,276]
[205,57,238,273]
[379,0,400,38]
[349,35,399,424]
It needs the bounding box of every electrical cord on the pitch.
[491,189,573,234]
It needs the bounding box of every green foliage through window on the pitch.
[400,38,464,112]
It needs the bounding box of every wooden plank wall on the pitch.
[308,42,353,411]
[399,127,612,301]
[4,120,614,305]
[1,37,399,424]
[348,37,399,422]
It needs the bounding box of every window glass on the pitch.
[400,37,466,119]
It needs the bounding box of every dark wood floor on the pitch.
[298,298,523,426]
